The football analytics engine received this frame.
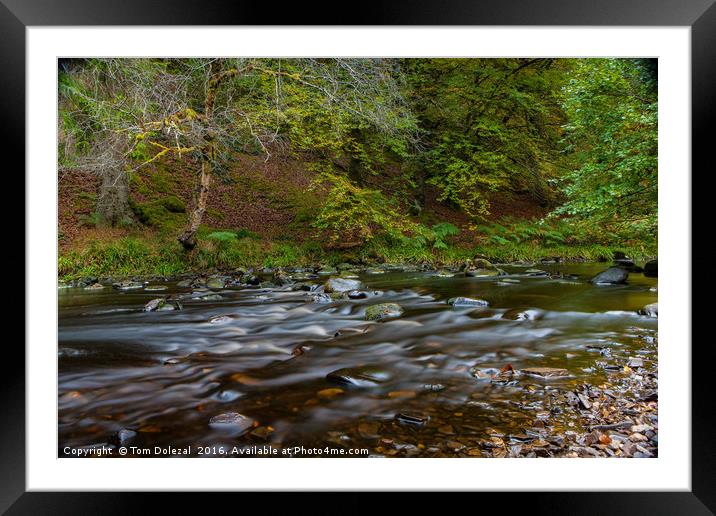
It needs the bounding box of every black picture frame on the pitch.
[4,0,713,513]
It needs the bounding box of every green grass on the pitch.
[59,233,328,280]
[58,220,657,280]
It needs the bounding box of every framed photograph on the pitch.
[6,0,712,511]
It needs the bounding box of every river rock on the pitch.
[117,428,137,443]
[113,280,143,290]
[145,285,168,291]
[465,267,500,277]
[326,366,392,387]
[447,297,489,307]
[347,290,368,299]
[208,315,232,324]
[272,270,292,286]
[143,298,181,312]
[643,259,658,278]
[206,277,226,289]
[395,412,429,426]
[521,367,570,378]
[310,293,333,304]
[192,292,223,301]
[502,308,541,320]
[292,272,320,281]
[365,303,404,321]
[613,258,643,272]
[84,282,105,290]
[208,412,254,434]
[324,277,362,293]
[591,267,629,285]
[640,302,658,318]
[241,274,261,286]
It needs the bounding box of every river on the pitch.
[58,262,658,458]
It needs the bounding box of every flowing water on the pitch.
[58,263,657,457]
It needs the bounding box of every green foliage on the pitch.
[129,199,183,230]
[58,237,188,279]
[402,222,460,250]
[311,172,416,244]
[235,228,260,239]
[161,195,186,213]
[206,231,238,242]
[78,212,102,228]
[555,58,657,237]
[58,57,658,277]
[405,58,568,217]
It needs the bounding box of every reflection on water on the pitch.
[58,263,657,457]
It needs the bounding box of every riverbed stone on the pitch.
[324,277,362,293]
[326,366,392,387]
[143,297,181,312]
[113,280,143,290]
[117,428,137,443]
[317,388,344,399]
[521,367,570,378]
[145,285,168,291]
[466,269,500,277]
[502,308,541,320]
[208,412,255,434]
[365,303,404,321]
[310,293,333,304]
[640,302,658,318]
[591,267,629,285]
[346,290,368,299]
[447,297,489,307]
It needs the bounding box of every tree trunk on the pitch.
[96,166,132,227]
[177,61,231,251]
[178,158,212,250]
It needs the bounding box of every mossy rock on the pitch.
[365,303,404,321]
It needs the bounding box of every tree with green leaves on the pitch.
[555,58,657,239]
[403,58,569,219]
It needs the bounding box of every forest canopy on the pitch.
[58,57,657,277]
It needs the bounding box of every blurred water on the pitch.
[58,263,657,456]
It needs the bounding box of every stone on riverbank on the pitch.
[206,277,227,289]
[643,259,658,278]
